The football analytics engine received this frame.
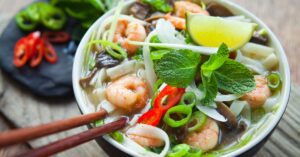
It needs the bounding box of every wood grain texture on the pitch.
[0,0,299,157]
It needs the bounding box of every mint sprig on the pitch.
[201,44,255,106]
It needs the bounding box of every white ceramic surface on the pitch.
[72,0,291,156]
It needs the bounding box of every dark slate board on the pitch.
[0,14,80,97]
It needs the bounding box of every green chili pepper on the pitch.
[87,40,127,59]
[187,111,207,132]
[184,148,202,157]
[163,105,192,128]
[15,10,38,31]
[167,144,190,157]
[25,2,43,22]
[179,92,197,108]
[267,72,281,90]
[110,131,124,143]
[153,79,163,93]
[40,6,66,30]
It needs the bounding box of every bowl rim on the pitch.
[72,0,291,156]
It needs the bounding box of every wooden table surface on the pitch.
[0,0,299,157]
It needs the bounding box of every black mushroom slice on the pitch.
[206,2,234,17]
[79,68,98,89]
[217,102,238,130]
[250,32,268,45]
[129,2,151,20]
[95,51,120,69]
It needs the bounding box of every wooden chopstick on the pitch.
[14,117,127,157]
[0,109,107,147]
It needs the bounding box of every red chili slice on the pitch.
[42,31,70,43]
[153,85,185,114]
[137,109,162,126]
[13,38,29,67]
[26,31,41,58]
[44,41,58,63]
[30,38,45,67]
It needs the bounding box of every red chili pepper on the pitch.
[13,38,29,67]
[26,31,41,58]
[153,85,185,114]
[42,31,70,43]
[44,41,58,63]
[137,85,185,126]
[30,38,45,67]
[137,109,162,126]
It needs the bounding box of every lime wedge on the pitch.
[187,13,256,50]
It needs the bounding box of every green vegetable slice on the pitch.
[167,144,190,157]
[87,40,127,59]
[267,72,281,90]
[15,10,38,31]
[163,105,192,128]
[110,131,124,143]
[184,148,202,157]
[179,92,197,108]
[187,111,207,132]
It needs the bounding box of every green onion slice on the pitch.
[267,72,281,90]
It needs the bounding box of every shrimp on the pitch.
[128,134,164,148]
[242,75,271,108]
[184,118,219,152]
[174,1,209,18]
[164,13,186,30]
[105,75,148,113]
[113,19,147,56]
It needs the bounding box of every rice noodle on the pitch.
[230,100,248,116]
[107,0,124,42]
[236,50,267,75]
[225,15,252,22]
[125,124,170,157]
[129,41,219,55]
[263,92,280,112]
[143,31,158,93]
[241,42,274,60]
[97,100,116,114]
[215,93,241,102]
[156,19,185,44]
[106,60,137,80]
[196,105,227,122]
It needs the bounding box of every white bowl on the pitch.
[72,0,291,156]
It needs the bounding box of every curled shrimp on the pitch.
[184,118,219,152]
[242,75,271,108]
[174,1,209,18]
[164,13,186,30]
[127,134,164,148]
[105,75,148,113]
[113,19,147,56]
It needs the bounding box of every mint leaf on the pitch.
[141,0,173,13]
[214,59,255,94]
[201,43,229,77]
[155,50,201,87]
[201,73,218,106]
[151,50,170,60]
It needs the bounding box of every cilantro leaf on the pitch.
[155,50,201,87]
[214,59,255,94]
[201,43,229,77]
[141,0,173,13]
[201,73,218,106]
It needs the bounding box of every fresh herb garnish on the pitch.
[141,0,173,13]
[200,44,255,105]
[155,49,201,87]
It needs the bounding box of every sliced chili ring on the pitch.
[137,109,162,126]
[14,38,29,67]
[42,31,70,43]
[26,31,41,58]
[153,85,185,114]
[30,38,45,67]
[44,41,58,63]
